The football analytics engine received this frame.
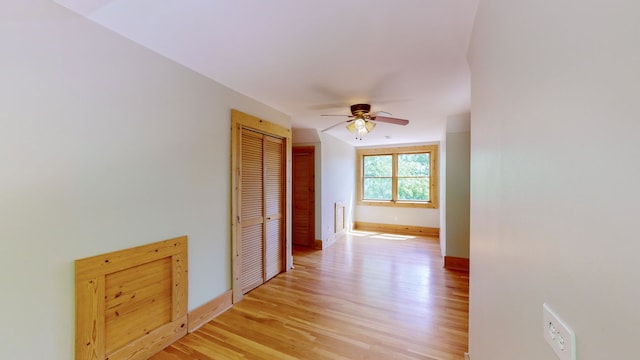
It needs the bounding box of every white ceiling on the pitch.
[54,0,478,146]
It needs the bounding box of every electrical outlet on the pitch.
[543,303,576,360]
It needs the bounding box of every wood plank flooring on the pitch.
[150,231,469,360]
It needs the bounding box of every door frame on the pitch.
[292,146,316,248]
[231,109,292,303]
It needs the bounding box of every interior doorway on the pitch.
[292,146,315,248]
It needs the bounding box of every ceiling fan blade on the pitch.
[321,121,349,132]
[371,116,409,126]
[320,114,350,117]
[373,111,392,117]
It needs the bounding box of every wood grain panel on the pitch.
[231,109,291,139]
[293,147,315,247]
[172,253,188,321]
[75,276,105,360]
[265,135,284,282]
[107,319,187,360]
[241,130,263,221]
[354,221,440,237]
[444,256,470,271]
[265,136,283,217]
[105,257,173,351]
[241,223,263,293]
[240,128,266,295]
[75,236,188,360]
[76,238,186,281]
[231,109,292,304]
[265,219,282,280]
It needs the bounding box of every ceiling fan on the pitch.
[321,104,409,140]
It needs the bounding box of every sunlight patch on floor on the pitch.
[348,230,378,237]
[371,233,416,241]
[347,230,416,240]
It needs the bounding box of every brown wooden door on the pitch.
[240,129,284,294]
[292,146,315,247]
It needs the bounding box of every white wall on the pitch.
[0,2,289,359]
[439,129,447,255]
[318,132,356,247]
[468,1,640,359]
[355,206,440,228]
[445,130,470,258]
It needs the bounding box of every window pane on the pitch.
[398,153,429,177]
[398,178,429,201]
[363,178,392,200]
[364,155,392,177]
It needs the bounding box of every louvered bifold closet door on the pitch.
[264,136,284,280]
[240,129,265,294]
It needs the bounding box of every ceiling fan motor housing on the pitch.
[350,103,371,117]
[320,103,408,133]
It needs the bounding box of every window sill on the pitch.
[356,200,438,209]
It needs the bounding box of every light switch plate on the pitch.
[543,303,576,360]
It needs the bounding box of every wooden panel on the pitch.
[107,319,187,360]
[241,130,264,221]
[292,147,314,247]
[105,257,172,352]
[240,129,263,294]
[231,109,291,139]
[76,238,186,282]
[231,109,292,303]
[239,130,285,293]
[75,236,188,360]
[240,128,266,295]
[444,256,470,271]
[241,223,264,293]
[353,221,440,237]
[75,277,105,360]
[265,135,284,280]
[172,253,188,320]
[265,219,282,280]
[265,136,283,217]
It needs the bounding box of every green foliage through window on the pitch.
[397,153,430,201]
[362,152,432,203]
[363,155,392,200]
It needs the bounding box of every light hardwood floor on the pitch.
[150,231,469,360]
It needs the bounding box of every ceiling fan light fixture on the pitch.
[347,117,373,140]
[365,121,376,132]
[320,103,409,140]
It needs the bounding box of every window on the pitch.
[357,144,438,208]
